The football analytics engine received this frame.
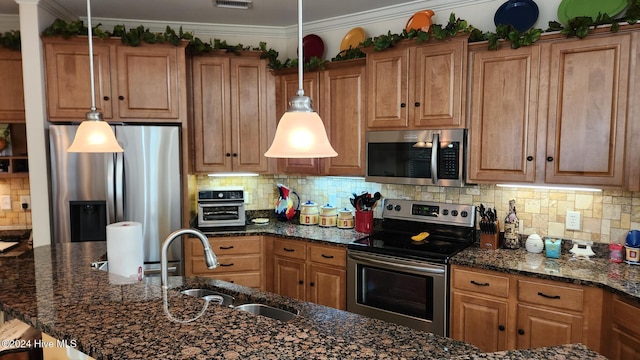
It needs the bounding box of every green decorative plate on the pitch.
[557,0,628,25]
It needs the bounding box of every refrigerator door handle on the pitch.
[107,153,116,223]
[115,151,125,222]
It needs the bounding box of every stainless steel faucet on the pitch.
[161,228,218,287]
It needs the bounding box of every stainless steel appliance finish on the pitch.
[365,129,467,187]
[49,124,183,273]
[347,199,476,336]
[197,189,246,228]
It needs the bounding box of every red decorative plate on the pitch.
[302,34,325,63]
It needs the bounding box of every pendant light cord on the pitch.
[86,0,97,112]
[297,0,304,97]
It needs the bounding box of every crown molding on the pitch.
[15,0,76,22]
[0,14,19,31]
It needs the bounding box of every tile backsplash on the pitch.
[197,175,640,244]
[0,177,31,228]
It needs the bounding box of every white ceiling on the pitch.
[1,0,425,27]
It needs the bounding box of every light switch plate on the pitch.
[566,210,581,231]
[1,195,11,210]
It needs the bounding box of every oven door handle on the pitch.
[349,253,445,275]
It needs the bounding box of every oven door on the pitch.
[197,202,245,227]
[347,250,448,336]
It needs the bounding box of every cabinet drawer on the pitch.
[191,237,261,256]
[210,272,262,289]
[518,279,583,312]
[191,255,261,273]
[272,239,307,260]
[308,245,346,267]
[452,268,510,298]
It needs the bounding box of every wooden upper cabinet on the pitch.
[365,36,467,129]
[43,36,186,123]
[275,71,323,175]
[191,52,271,173]
[542,34,631,187]
[0,49,25,121]
[467,44,540,183]
[321,61,366,176]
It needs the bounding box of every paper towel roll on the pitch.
[106,221,144,284]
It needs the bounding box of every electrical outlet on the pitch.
[20,195,30,209]
[566,211,581,231]
[1,195,11,210]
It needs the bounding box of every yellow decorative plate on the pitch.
[339,27,366,52]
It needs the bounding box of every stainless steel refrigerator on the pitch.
[49,124,183,275]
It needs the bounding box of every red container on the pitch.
[355,210,374,234]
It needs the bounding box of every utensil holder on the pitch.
[355,210,374,234]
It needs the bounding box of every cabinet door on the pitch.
[451,291,509,352]
[411,39,466,128]
[609,327,640,360]
[273,257,306,301]
[44,41,113,120]
[276,72,323,174]
[115,45,181,120]
[543,34,631,186]
[516,304,583,349]
[191,56,232,172]
[308,263,346,310]
[321,64,366,176]
[0,49,25,121]
[467,45,540,183]
[366,47,409,128]
[230,57,269,172]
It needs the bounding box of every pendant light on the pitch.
[264,0,337,158]
[67,0,123,153]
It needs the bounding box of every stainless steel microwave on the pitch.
[365,129,467,187]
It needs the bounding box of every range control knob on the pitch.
[461,211,468,217]
[386,204,393,210]
[442,209,449,216]
[217,192,224,198]
[451,210,459,217]
[394,205,402,211]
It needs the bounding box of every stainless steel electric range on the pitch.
[347,198,476,336]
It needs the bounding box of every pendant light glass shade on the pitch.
[264,0,337,158]
[67,0,123,153]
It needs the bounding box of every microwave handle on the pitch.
[430,132,439,185]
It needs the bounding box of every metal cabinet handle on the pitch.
[499,325,505,331]
[470,280,490,287]
[283,248,295,252]
[537,291,560,299]
[118,95,125,100]
[400,103,406,108]
[219,245,234,250]
[526,156,533,161]
[414,102,420,107]
[298,280,304,285]
[321,254,334,259]
[547,156,554,162]
[219,263,234,267]
[309,282,315,287]
[518,329,525,335]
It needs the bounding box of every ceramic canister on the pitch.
[319,204,338,227]
[300,201,319,225]
[337,208,354,229]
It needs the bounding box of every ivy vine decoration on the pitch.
[486,25,543,50]
[331,47,366,62]
[0,30,21,50]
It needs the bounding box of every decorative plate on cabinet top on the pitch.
[340,27,366,52]
[557,0,628,25]
[494,0,539,32]
[302,34,325,62]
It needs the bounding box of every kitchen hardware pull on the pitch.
[283,247,295,252]
[414,102,420,107]
[537,291,560,299]
[219,263,234,267]
[348,253,445,275]
[547,156,554,162]
[309,282,315,287]
[321,254,334,259]
[219,245,234,250]
[103,96,110,101]
[498,325,505,331]
[518,329,525,335]
[400,103,406,108]
[118,95,125,100]
[470,280,490,286]
[298,280,304,285]
[526,156,533,161]
[225,153,231,157]
[430,132,440,185]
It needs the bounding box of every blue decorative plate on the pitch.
[494,0,540,32]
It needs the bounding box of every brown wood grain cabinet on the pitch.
[191,52,273,173]
[603,294,640,360]
[184,236,264,290]
[270,238,346,310]
[450,265,603,352]
[468,30,632,188]
[364,36,467,129]
[43,37,187,122]
[0,48,25,122]
[274,60,366,176]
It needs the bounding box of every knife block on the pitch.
[480,221,500,250]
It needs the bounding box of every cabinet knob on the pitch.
[414,102,420,107]
[499,325,505,331]
[518,329,525,335]
[526,156,533,161]
[103,96,110,101]
[400,103,406,108]
[232,153,238,157]
[226,153,231,157]
[118,95,125,101]
[547,156,554,162]
[298,280,304,285]
[309,282,315,287]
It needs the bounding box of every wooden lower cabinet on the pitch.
[184,236,264,290]
[604,294,640,360]
[450,265,603,352]
[270,238,347,310]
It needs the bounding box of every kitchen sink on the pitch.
[234,303,298,322]
[181,288,235,307]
